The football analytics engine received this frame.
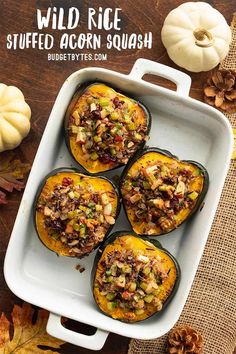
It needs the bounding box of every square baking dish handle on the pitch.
[47,313,109,350]
[129,58,191,97]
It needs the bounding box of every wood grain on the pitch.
[0,1,235,353]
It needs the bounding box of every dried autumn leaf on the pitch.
[0,152,31,204]
[0,302,65,354]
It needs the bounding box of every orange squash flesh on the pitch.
[65,83,150,174]
[121,149,208,236]
[35,171,119,257]
[93,234,179,322]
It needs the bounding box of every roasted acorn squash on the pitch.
[34,168,120,258]
[120,148,209,236]
[92,231,180,322]
[64,82,151,174]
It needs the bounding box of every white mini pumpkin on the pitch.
[0,84,31,152]
[161,2,232,72]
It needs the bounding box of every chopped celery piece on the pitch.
[140,282,148,291]
[106,276,113,283]
[127,122,136,131]
[51,233,59,240]
[124,114,131,122]
[88,202,95,209]
[110,111,119,120]
[129,282,137,292]
[153,288,161,295]
[93,135,102,143]
[68,210,78,219]
[143,267,151,275]
[159,185,167,191]
[107,302,117,310]
[144,294,154,303]
[143,181,150,190]
[71,125,80,134]
[79,224,86,237]
[188,191,199,200]
[135,309,144,315]
[148,174,156,184]
[95,204,103,211]
[73,223,80,231]
[79,205,87,212]
[110,264,117,275]
[122,264,132,273]
[99,97,110,107]
[106,293,116,301]
[110,148,117,156]
[123,181,132,191]
[74,191,80,199]
[110,127,118,135]
[115,123,123,129]
[90,152,99,160]
[134,132,142,141]
[68,191,75,199]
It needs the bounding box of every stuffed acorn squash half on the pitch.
[64,82,151,174]
[92,231,180,322]
[120,148,209,236]
[35,168,120,258]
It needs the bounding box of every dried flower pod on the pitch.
[167,325,203,354]
[204,69,236,112]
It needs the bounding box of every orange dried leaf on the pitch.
[0,152,31,204]
[0,302,65,354]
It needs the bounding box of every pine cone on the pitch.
[167,325,203,354]
[204,69,236,112]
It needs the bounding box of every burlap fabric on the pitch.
[128,13,236,354]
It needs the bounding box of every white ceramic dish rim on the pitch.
[4,59,234,350]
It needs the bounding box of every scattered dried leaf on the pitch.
[0,152,31,204]
[0,302,65,354]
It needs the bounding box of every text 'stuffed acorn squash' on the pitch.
[92,231,180,323]
[34,168,120,258]
[64,82,151,174]
[120,148,209,236]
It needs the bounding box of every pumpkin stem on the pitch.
[193,28,214,48]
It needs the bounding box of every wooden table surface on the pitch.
[0,1,235,353]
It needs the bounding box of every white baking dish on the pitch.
[4,59,233,350]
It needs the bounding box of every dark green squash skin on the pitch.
[64,81,152,175]
[33,167,121,258]
[91,230,181,323]
[120,147,209,236]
